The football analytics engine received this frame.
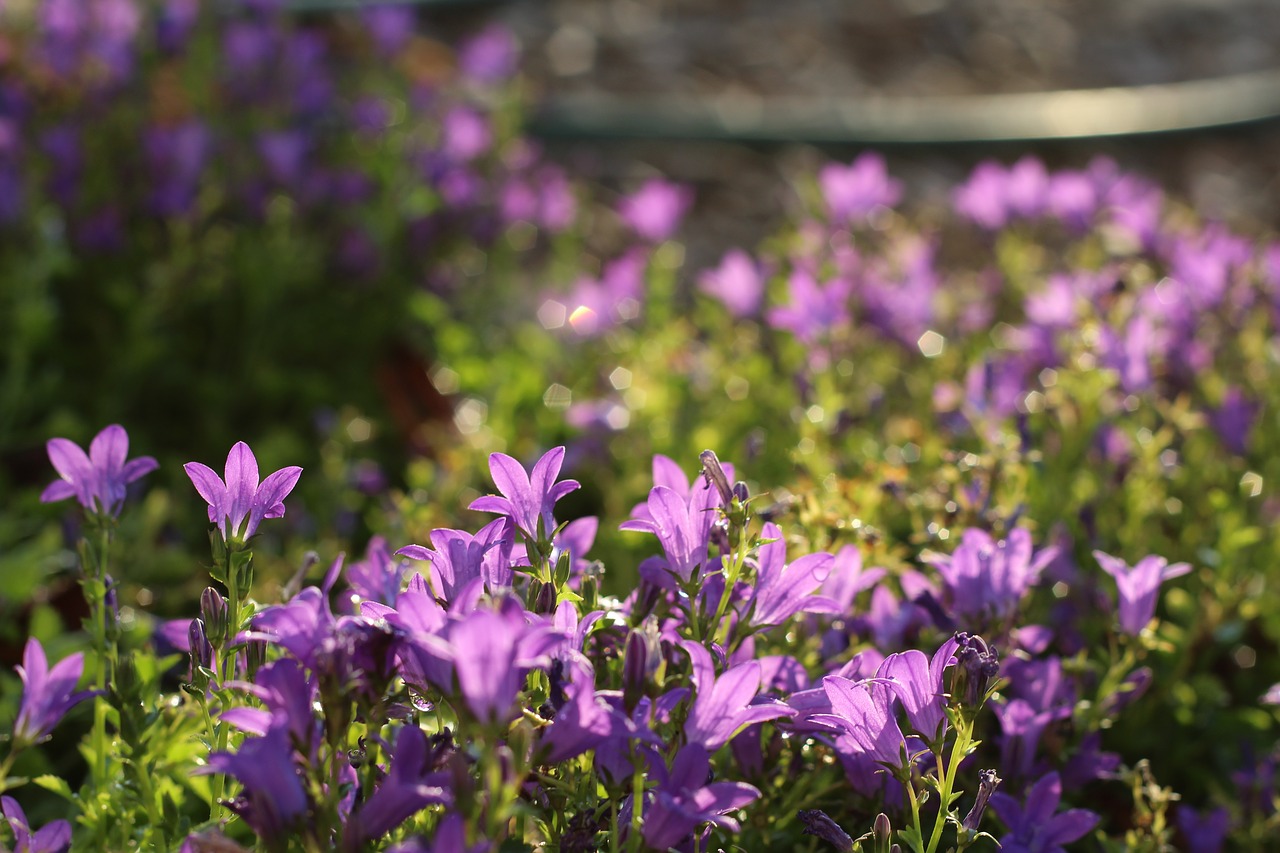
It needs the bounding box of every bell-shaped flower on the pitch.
[746,523,838,628]
[988,772,1098,853]
[817,676,908,770]
[184,441,302,542]
[682,641,792,752]
[468,447,579,543]
[640,744,760,851]
[198,723,311,847]
[620,485,715,585]
[2,796,72,853]
[1093,550,1191,636]
[876,635,959,742]
[820,545,886,614]
[540,659,636,764]
[12,638,95,748]
[929,528,1058,623]
[342,726,452,850]
[396,518,509,602]
[40,424,157,517]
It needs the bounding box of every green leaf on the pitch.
[32,774,73,799]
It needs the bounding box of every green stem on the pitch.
[925,731,969,853]
[0,750,17,795]
[904,770,926,853]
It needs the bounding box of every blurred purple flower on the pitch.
[468,446,579,542]
[184,441,303,542]
[12,638,94,748]
[766,269,852,345]
[819,152,902,223]
[442,107,492,162]
[258,130,310,188]
[361,4,415,56]
[988,772,1099,853]
[41,424,158,516]
[699,248,765,317]
[2,796,72,853]
[1176,806,1230,853]
[1210,386,1257,455]
[819,545,886,614]
[440,602,561,724]
[929,528,1058,623]
[156,0,199,54]
[144,121,210,217]
[459,24,519,82]
[1093,550,1191,636]
[992,698,1069,780]
[540,659,633,763]
[618,179,692,242]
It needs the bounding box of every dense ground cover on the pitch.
[1,1,1279,852]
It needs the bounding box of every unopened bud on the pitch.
[797,810,854,852]
[200,587,229,646]
[189,618,214,674]
[873,813,892,845]
[245,638,268,679]
[622,629,649,713]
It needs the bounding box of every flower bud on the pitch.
[622,629,649,713]
[952,632,1000,708]
[200,587,230,646]
[189,618,214,678]
[797,810,854,852]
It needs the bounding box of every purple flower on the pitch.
[1210,386,1257,455]
[2,796,72,853]
[682,640,792,751]
[540,659,634,763]
[989,772,1099,853]
[818,675,908,769]
[343,726,451,849]
[617,179,692,243]
[198,723,310,845]
[1093,551,1191,636]
[620,485,715,586]
[766,269,852,346]
[992,698,1069,780]
[469,447,579,543]
[1176,806,1230,853]
[40,424,158,516]
[458,24,518,83]
[640,744,760,850]
[818,152,902,223]
[391,815,492,853]
[819,545,886,613]
[396,518,510,602]
[184,441,303,542]
[12,638,94,748]
[876,635,959,741]
[442,107,492,162]
[360,4,415,56]
[746,523,837,628]
[699,248,765,317]
[930,528,1058,623]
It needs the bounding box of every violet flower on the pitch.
[40,424,158,516]
[819,152,902,223]
[699,248,765,317]
[469,447,579,543]
[12,638,94,748]
[620,485,716,586]
[1176,806,1230,853]
[682,640,792,751]
[342,726,452,850]
[746,523,838,628]
[617,179,692,243]
[640,744,760,851]
[818,675,908,770]
[766,269,852,346]
[930,528,1058,623]
[199,728,309,847]
[988,772,1099,853]
[396,518,509,602]
[876,635,959,741]
[184,441,303,542]
[2,796,72,853]
[1093,550,1191,636]
[458,24,519,83]
[540,659,636,763]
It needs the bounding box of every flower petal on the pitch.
[88,424,128,473]
[46,438,91,488]
[122,456,159,483]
